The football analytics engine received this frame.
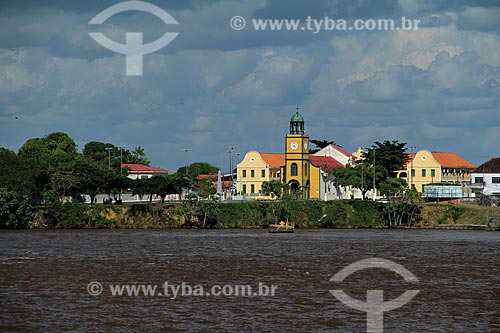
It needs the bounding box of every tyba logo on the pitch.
[89,1,179,76]
[329,258,420,333]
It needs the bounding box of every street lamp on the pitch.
[119,147,124,202]
[228,146,237,196]
[408,146,416,190]
[373,148,376,201]
[105,147,113,170]
[183,148,190,176]
[119,147,124,175]
[228,146,236,178]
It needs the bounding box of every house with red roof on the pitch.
[313,143,356,167]
[469,157,500,196]
[121,163,168,180]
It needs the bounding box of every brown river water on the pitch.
[1,229,499,332]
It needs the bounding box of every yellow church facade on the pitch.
[235,111,321,199]
[280,111,321,199]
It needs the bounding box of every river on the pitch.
[1,229,499,332]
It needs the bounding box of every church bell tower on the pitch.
[283,108,310,198]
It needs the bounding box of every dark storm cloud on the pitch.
[0,0,498,170]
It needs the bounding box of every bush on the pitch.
[321,201,350,227]
[0,188,33,228]
[42,202,108,228]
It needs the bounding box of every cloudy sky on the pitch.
[0,0,498,172]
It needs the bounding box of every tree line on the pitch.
[0,132,221,227]
[1,133,423,228]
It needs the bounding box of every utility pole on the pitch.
[183,148,190,176]
[105,147,113,170]
[408,146,416,190]
[119,147,123,202]
[120,147,123,175]
[228,145,236,182]
[373,148,376,201]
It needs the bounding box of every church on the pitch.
[280,110,322,199]
[235,109,354,200]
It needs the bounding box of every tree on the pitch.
[128,146,150,165]
[0,148,50,203]
[332,163,373,199]
[83,141,151,170]
[382,188,422,228]
[0,188,33,228]
[72,158,115,204]
[132,179,153,200]
[177,162,219,179]
[361,140,409,178]
[309,139,336,154]
[261,180,284,196]
[83,141,114,167]
[19,132,78,168]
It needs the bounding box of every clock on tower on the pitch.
[283,108,310,198]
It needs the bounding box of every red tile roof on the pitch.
[310,156,344,172]
[403,153,416,167]
[330,144,355,157]
[431,152,476,168]
[195,174,218,180]
[121,163,168,174]
[475,158,500,173]
[403,152,476,168]
[260,153,285,168]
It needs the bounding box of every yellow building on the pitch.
[280,111,321,199]
[397,149,477,192]
[236,151,283,195]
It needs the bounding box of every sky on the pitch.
[0,0,499,173]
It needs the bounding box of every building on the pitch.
[235,110,359,200]
[236,151,283,195]
[469,157,500,196]
[280,111,322,199]
[313,143,356,166]
[396,150,476,193]
[121,163,168,180]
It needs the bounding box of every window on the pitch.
[431,169,435,177]
[422,169,426,177]
[261,169,265,177]
[291,163,298,176]
[304,163,308,176]
[411,169,415,177]
[250,169,255,178]
[474,177,484,184]
[140,175,149,179]
[251,184,255,194]
[242,170,246,178]
[492,177,500,184]
[242,184,246,194]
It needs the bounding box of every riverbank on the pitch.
[24,200,500,230]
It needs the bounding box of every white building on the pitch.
[313,144,356,167]
[469,158,500,196]
[121,163,168,179]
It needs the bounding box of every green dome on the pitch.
[291,111,304,122]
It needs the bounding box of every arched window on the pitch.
[304,162,308,176]
[291,163,298,176]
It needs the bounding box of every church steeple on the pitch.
[290,107,305,134]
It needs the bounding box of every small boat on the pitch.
[269,220,294,233]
